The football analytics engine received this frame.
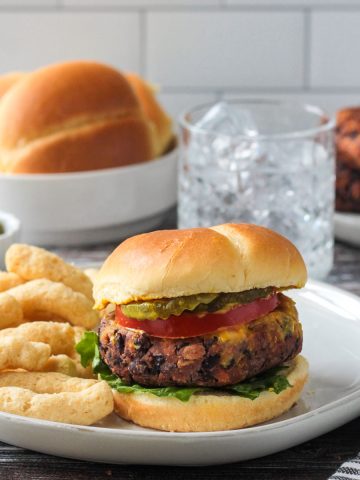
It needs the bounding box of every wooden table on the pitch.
[0,227,359,479]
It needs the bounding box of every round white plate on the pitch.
[0,279,359,466]
[0,148,177,247]
[335,212,360,247]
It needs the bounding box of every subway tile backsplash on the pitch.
[0,12,140,72]
[0,1,57,5]
[0,0,358,119]
[147,11,304,88]
[158,92,217,119]
[311,11,360,89]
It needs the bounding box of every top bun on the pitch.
[94,223,307,308]
[0,61,169,174]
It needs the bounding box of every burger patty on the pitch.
[99,294,302,388]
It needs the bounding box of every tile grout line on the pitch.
[1,5,360,13]
[1,4,360,13]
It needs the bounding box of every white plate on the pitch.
[0,279,359,466]
[335,212,360,247]
[0,148,177,247]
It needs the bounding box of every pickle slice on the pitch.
[121,287,274,321]
[121,293,218,320]
[203,287,274,313]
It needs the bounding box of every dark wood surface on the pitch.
[0,232,359,479]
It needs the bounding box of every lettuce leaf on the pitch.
[76,331,98,368]
[76,332,291,402]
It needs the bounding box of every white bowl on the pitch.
[0,211,21,269]
[0,148,177,246]
[334,212,360,247]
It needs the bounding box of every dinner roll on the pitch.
[125,73,173,157]
[0,72,26,100]
[0,61,166,174]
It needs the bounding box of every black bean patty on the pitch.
[99,294,302,388]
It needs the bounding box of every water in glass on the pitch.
[178,101,335,279]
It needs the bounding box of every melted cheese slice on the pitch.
[214,323,249,343]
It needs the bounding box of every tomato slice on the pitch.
[115,294,279,338]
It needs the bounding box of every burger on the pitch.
[78,223,308,432]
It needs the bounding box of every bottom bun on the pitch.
[113,355,309,432]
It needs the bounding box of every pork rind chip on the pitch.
[6,244,93,300]
[0,272,24,293]
[0,337,51,371]
[6,279,98,329]
[0,293,23,329]
[0,321,75,355]
[0,372,113,425]
[73,326,87,344]
[0,322,94,377]
[43,355,78,377]
[43,353,94,379]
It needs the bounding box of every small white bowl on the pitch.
[0,211,21,269]
[0,148,177,246]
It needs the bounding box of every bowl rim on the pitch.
[0,211,21,240]
[0,145,177,181]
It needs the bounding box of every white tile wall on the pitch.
[0,1,358,121]
[158,92,217,119]
[0,12,140,72]
[311,11,360,88]
[147,11,304,88]
[0,0,56,5]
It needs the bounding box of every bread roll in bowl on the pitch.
[0,72,26,100]
[94,223,307,308]
[0,61,172,174]
[125,73,173,157]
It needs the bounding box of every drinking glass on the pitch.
[178,100,335,279]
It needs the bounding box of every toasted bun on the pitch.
[94,223,307,308]
[113,355,308,432]
[0,61,163,173]
[125,73,173,157]
[0,72,26,99]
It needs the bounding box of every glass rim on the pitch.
[178,98,336,141]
